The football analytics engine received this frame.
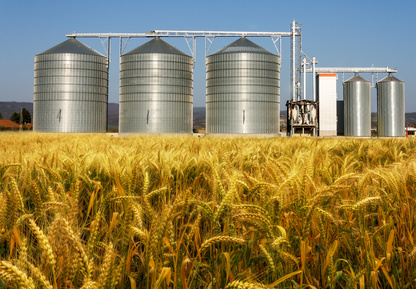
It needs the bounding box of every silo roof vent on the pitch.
[123,38,190,56]
[37,38,104,56]
[378,74,403,83]
[344,74,370,83]
[210,37,276,56]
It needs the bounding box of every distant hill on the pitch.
[1,102,416,130]
[404,112,416,126]
[193,107,206,130]
[0,102,33,120]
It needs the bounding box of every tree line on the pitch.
[0,108,32,123]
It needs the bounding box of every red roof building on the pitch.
[0,119,20,128]
[0,120,33,130]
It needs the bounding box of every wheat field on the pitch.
[1,133,416,288]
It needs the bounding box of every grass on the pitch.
[0,133,416,288]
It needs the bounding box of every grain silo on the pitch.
[377,74,405,137]
[33,38,108,132]
[343,74,371,137]
[119,38,193,133]
[206,37,280,134]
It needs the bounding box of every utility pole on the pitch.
[19,108,23,131]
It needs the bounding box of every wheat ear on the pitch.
[28,219,56,270]
[0,261,35,289]
[200,236,245,253]
[225,280,268,289]
[27,262,53,289]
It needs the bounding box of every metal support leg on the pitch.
[303,57,307,100]
[271,36,281,56]
[205,37,216,68]
[185,37,197,66]
[291,20,296,101]
[120,37,131,55]
[99,37,111,62]
[312,57,316,101]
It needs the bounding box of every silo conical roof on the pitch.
[210,37,276,56]
[378,74,403,83]
[123,38,190,56]
[37,38,104,56]
[344,74,370,83]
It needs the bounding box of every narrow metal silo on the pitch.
[377,74,405,137]
[206,37,280,134]
[33,38,108,132]
[343,74,371,137]
[119,38,193,133]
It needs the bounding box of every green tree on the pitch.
[10,108,32,124]
[10,112,20,123]
[0,112,3,119]
[21,108,32,123]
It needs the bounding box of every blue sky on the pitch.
[0,0,414,111]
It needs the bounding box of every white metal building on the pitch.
[317,73,337,136]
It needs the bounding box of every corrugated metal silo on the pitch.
[377,74,405,137]
[119,38,193,133]
[343,74,371,137]
[34,38,108,132]
[206,37,280,134]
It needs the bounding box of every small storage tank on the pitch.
[34,38,108,132]
[206,37,280,134]
[119,38,193,133]
[377,74,405,137]
[343,74,371,137]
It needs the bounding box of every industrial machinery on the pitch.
[119,38,193,133]
[377,74,405,137]
[32,22,404,137]
[286,99,318,136]
[33,38,108,132]
[206,38,280,134]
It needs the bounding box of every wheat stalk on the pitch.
[27,262,53,289]
[28,219,56,270]
[200,236,245,253]
[225,280,269,289]
[0,261,35,289]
